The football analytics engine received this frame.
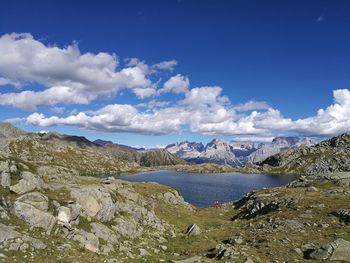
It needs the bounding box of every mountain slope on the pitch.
[258,133,350,175]
[0,123,186,175]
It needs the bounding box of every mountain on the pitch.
[258,133,350,175]
[0,123,186,175]
[166,136,316,166]
[139,149,187,167]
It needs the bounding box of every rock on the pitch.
[0,161,10,173]
[185,224,201,237]
[113,217,142,240]
[70,186,116,221]
[139,248,151,256]
[10,171,44,195]
[24,236,46,250]
[0,172,10,188]
[0,205,9,219]
[0,223,20,243]
[170,256,202,263]
[304,238,350,261]
[331,209,350,223]
[91,222,118,244]
[330,238,350,262]
[244,258,254,263]
[57,206,71,224]
[16,192,49,211]
[160,245,167,251]
[14,200,56,232]
[72,229,99,253]
[307,186,318,192]
[208,243,238,260]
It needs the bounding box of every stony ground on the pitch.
[1,154,350,262]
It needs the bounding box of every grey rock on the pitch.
[208,243,238,260]
[91,222,118,244]
[10,171,44,195]
[14,200,56,232]
[71,186,116,221]
[0,223,20,243]
[331,209,350,223]
[113,217,142,240]
[170,256,202,263]
[244,258,254,263]
[330,238,350,262]
[16,192,49,211]
[185,223,201,237]
[139,248,151,256]
[72,229,99,253]
[0,172,11,188]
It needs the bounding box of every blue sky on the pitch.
[0,0,350,147]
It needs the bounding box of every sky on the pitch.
[0,0,350,147]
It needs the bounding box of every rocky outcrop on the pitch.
[13,192,56,232]
[259,133,350,175]
[10,171,45,195]
[70,186,116,221]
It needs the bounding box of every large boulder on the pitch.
[14,196,56,232]
[330,238,350,262]
[10,171,44,195]
[91,222,119,245]
[16,192,49,211]
[70,186,115,221]
[71,229,99,253]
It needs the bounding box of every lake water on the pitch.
[118,170,297,208]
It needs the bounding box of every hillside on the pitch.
[257,133,350,175]
[1,126,350,262]
[0,123,186,176]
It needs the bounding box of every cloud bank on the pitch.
[1,33,349,137]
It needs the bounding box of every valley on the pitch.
[1,123,350,262]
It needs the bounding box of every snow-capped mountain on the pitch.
[166,136,317,166]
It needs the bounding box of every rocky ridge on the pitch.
[166,136,316,167]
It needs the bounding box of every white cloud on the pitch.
[152,60,177,71]
[158,74,189,94]
[233,100,269,112]
[0,33,161,109]
[232,136,275,143]
[24,88,350,136]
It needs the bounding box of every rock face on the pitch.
[166,136,315,166]
[10,171,45,194]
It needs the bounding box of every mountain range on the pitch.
[166,136,316,166]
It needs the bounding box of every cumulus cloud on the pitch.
[0,33,164,109]
[24,88,350,136]
[2,33,350,137]
[158,74,189,94]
